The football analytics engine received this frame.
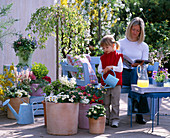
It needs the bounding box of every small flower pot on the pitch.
[89,116,106,134]
[156,82,164,87]
[7,97,29,119]
[30,84,46,96]
[78,103,97,129]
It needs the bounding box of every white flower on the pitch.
[88,112,91,115]
[126,8,130,12]
[69,98,74,103]
[93,110,97,114]
[140,8,143,11]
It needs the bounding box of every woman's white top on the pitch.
[98,57,123,74]
[118,38,149,69]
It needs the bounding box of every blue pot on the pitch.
[156,82,164,87]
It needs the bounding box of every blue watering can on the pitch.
[102,69,119,88]
[3,99,38,124]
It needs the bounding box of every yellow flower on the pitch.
[6,80,13,87]
[10,65,14,71]
[4,68,8,72]
[8,73,14,78]
[0,74,4,79]
[0,87,4,95]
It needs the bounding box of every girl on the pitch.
[98,35,123,127]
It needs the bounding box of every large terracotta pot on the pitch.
[7,97,29,119]
[30,84,46,96]
[42,101,47,126]
[78,103,97,129]
[89,116,106,134]
[46,102,79,135]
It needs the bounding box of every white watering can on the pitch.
[3,99,38,124]
[102,69,119,88]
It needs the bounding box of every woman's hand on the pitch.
[103,66,113,74]
[131,60,144,67]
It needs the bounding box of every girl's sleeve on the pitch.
[98,60,103,74]
[112,57,123,72]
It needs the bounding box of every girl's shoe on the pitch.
[111,120,119,128]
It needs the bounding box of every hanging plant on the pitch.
[26,4,91,58]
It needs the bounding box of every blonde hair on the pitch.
[125,17,145,44]
[100,35,120,50]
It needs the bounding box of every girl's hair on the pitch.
[125,17,145,44]
[100,35,120,50]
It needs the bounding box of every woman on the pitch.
[119,17,149,124]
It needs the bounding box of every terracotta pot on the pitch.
[30,84,46,96]
[89,116,106,134]
[46,102,79,135]
[78,103,97,129]
[42,101,47,126]
[7,97,29,119]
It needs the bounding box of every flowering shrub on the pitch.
[152,68,169,82]
[30,62,51,91]
[0,65,31,111]
[13,35,37,61]
[45,76,81,103]
[76,81,106,104]
[86,104,106,120]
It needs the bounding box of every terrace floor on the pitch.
[0,93,170,138]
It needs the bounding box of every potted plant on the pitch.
[0,65,31,119]
[13,34,38,66]
[152,68,169,87]
[44,76,82,135]
[76,81,106,129]
[86,104,106,134]
[30,62,51,96]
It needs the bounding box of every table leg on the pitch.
[157,98,159,125]
[131,98,132,127]
[151,97,155,132]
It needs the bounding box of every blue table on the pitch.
[131,85,170,132]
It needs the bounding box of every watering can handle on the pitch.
[32,102,39,114]
[20,98,29,104]
[102,69,116,81]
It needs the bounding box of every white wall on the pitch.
[0,0,60,81]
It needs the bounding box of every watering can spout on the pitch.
[3,99,19,120]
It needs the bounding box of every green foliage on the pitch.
[86,104,106,120]
[26,4,91,58]
[0,3,18,50]
[31,62,49,79]
[13,35,37,61]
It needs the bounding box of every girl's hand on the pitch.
[103,66,113,74]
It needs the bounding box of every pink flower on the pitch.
[29,71,36,80]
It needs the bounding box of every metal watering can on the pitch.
[102,69,119,88]
[3,99,38,124]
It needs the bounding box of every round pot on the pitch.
[30,84,46,96]
[78,103,97,129]
[7,97,29,119]
[89,116,106,134]
[156,82,164,87]
[18,52,33,66]
[46,102,79,135]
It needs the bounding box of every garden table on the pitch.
[131,84,170,132]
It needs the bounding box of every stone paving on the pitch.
[0,94,170,138]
